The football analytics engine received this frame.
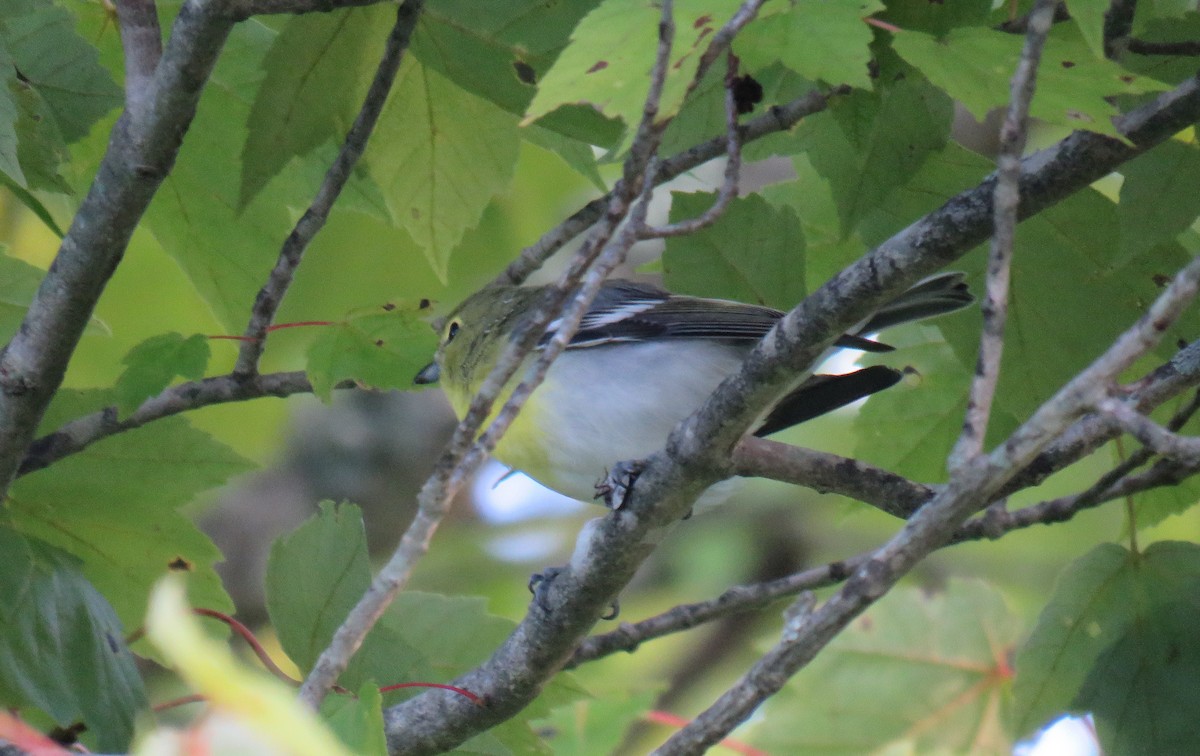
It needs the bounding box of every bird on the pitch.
[414,272,973,506]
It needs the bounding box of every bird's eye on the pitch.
[445,319,461,344]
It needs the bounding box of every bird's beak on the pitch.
[414,362,440,385]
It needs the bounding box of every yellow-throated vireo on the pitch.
[414,273,972,504]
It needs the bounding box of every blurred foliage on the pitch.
[1,0,1200,752]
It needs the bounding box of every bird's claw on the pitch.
[527,567,619,620]
[595,459,646,510]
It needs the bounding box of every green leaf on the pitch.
[1067,0,1109,59]
[892,25,1168,140]
[662,191,806,309]
[762,155,869,286]
[266,503,429,692]
[533,690,657,755]
[523,0,724,147]
[144,21,295,329]
[0,0,122,144]
[855,339,980,482]
[1013,541,1200,753]
[0,43,26,187]
[240,7,384,206]
[794,73,953,235]
[4,53,73,194]
[412,0,619,146]
[1118,139,1200,262]
[0,249,47,343]
[880,0,992,36]
[306,302,439,401]
[857,142,1200,436]
[736,0,884,89]
[322,682,387,756]
[0,169,65,235]
[753,580,1021,755]
[0,526,147,752]
[367,59,520,281]
[115,333,211,415]
[268,503,583,741]
[521,125,606,191]
[9,391,250,630]
[945,190,1197,427]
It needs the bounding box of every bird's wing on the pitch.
[559,280,786,348]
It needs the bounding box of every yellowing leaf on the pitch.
[145,577,352,756]
[523,0,723,144]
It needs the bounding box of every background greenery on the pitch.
[2,0,1200,753]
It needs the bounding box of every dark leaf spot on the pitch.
[1061,60,1076,68]
[417,299,430,310]
[586,60,608,74]
[1153,273,1171,288]
[383,302,397,311]
[375,339,385,347]
[1119,74,1135,84]
[513,60,536,85]
[168,556,193,571]
[1065,109,1092,122]
[733,74,764,114]
[694,14,713,28]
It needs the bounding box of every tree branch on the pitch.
[1128,38,1200,57]
[952,0,1056,467]
[657,251,1200,752]
[115,0,163,114]
[639,52,742,240]
[233,0,424,376]
[382,43,1200,756]
[0,0,239,499]
[731,437,934,518]
[496,86,847,286]
[1103,0,1139,59]
[17,371,320,476]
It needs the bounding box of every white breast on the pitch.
[504,341,749,501]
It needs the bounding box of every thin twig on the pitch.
[297,0,687,711]
[17,371,321,476]
[0,0,239,499]
[1127,38,1200,56]
[639,51,742,240]
[1098,397,1200,464]
[578,421,1200,667]
[570,555,868,667]
[1103,0,1139,59]
[654,251,1200,754]
[950,0,1057,468]
[496,50,827,287]
[232,0,424,376]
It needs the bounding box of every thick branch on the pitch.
[382,48,1200,756]
[115,0,163,113]
[732,437,934,518]
[0,0,237,499]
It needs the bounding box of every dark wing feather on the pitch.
[567,280,784,347]
[754,366,902,437]
[855,272,974,335]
